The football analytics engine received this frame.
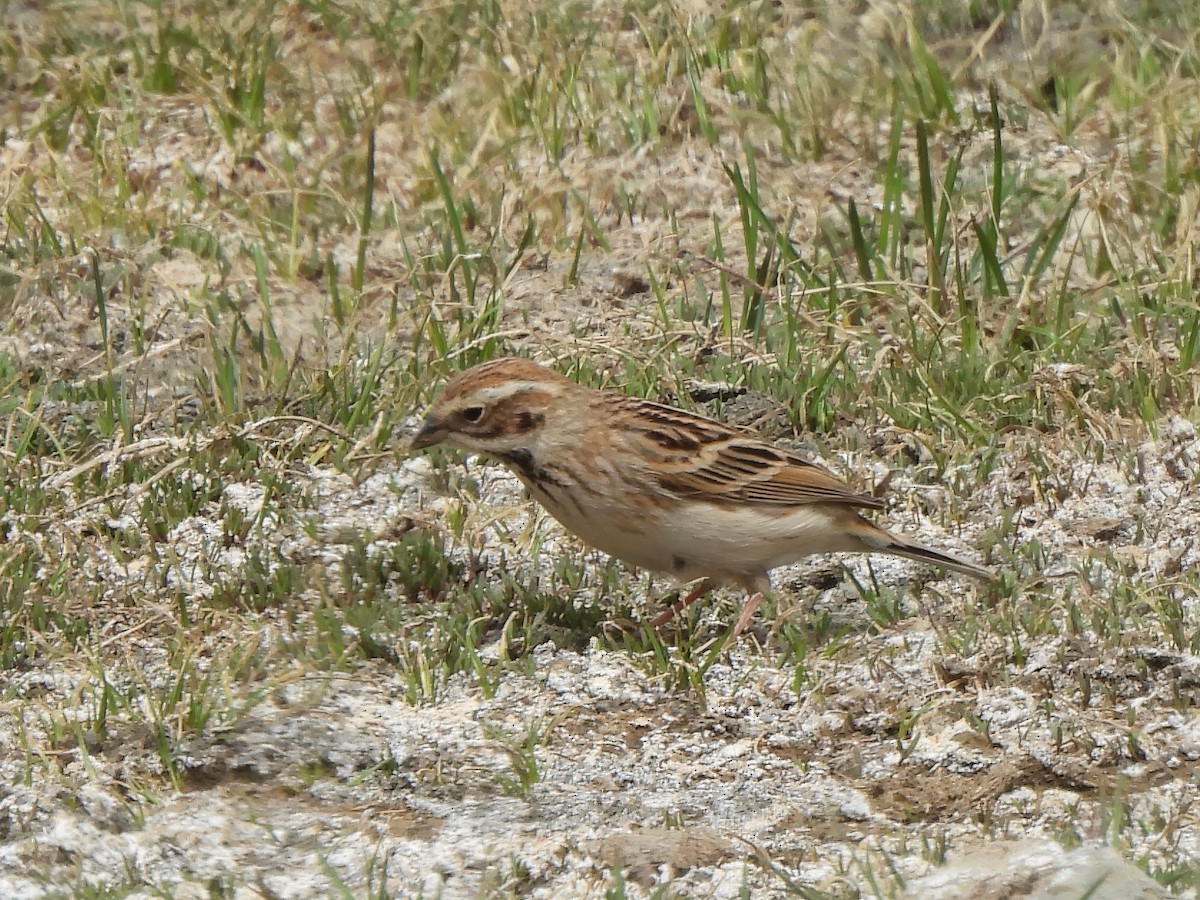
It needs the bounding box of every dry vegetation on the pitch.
[1,0,1200,896]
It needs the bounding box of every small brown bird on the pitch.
[411,357,990,633]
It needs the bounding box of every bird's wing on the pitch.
[618,397,885,510]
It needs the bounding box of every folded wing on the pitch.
[619,398,883,511]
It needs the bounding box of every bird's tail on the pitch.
[882,534,992,581]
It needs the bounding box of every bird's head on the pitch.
[410,357,571,455]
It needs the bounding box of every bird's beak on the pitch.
[409,417,446,452]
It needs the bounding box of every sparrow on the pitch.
[411,357,990,633]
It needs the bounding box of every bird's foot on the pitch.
[649,579,715,630]
[729,592,765,640]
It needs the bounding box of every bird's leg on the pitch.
[650,578,715,630]
[730,592,765,640]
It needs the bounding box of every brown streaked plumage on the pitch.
[411,357,990,633]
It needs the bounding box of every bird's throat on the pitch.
[493,448,540,483]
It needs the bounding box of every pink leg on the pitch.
[650,579,715,630]
[731,592,764,639]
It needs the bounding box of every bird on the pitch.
[410,357,990,635]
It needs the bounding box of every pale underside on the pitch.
[520,477,867,594]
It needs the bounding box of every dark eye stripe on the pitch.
[513,411,545,433]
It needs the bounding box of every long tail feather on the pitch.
[884,537,992,580]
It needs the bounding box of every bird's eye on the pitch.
[462,406,485,423]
